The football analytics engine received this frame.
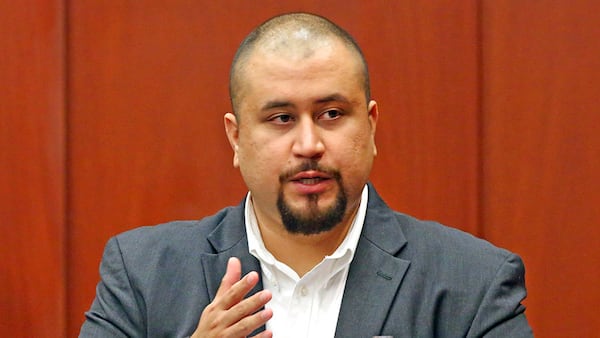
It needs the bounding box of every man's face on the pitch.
[225,39,378,234]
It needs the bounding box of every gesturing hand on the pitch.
[192,257,273,338]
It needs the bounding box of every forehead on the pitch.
[239,39,364,102]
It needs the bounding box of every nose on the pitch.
[292,116,325,159]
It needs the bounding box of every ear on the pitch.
[224,112,240,168]
[367,100,379,156]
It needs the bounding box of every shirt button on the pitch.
[300,286,308,296]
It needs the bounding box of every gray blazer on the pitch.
[80,185,532,337]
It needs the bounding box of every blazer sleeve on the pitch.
[79,237,145,337]
[467,253,533,338]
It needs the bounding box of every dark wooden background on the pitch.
[2,1,598,337]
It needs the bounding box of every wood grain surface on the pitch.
[1,1,598,337]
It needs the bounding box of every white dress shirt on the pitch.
[244,185,368,338]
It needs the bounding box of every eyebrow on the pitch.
[260,93,351,111]
[315,93,351,105]
[261,100,294,111]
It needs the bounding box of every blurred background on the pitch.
[1,1,599,337]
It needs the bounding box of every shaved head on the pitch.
[229,13,370,114]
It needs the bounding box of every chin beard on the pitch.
[276,175,347,235]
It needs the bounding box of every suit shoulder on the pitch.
[391,212,527,314]
[111,205,240,258]
[394,212,515,269]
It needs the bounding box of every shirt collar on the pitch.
[245,185,369,266]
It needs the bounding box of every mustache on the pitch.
[279,161,341,183]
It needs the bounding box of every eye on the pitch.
[268,113,295,125]
[319,109,342,120]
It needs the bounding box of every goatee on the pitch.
[277,161,347,235]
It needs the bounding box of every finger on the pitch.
[200,289,271,334]
[222,270,261,309]
[226,306,273,337]
[227,289,271,319]
[251,330,273,338]
[215,257,242,299]
[193,270,270,336]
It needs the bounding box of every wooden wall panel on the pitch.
[481,1,600,336]
[0,1,66,337]
[67,1,479,335]
[366,1,480,234]
[9,1,599,336]
[66,3,248,333]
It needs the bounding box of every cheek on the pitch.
[337,129,375,181]
[238,138,283,183]
[239,143,264,176]
[343,125,374,157]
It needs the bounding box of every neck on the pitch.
[256,206,359,277]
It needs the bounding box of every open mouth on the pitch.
[290,170,332,183]
[294,177,328,185]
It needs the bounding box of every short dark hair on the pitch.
[229,12,370,113]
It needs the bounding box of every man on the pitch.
[80,13,532,337]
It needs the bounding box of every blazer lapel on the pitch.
[200,242,262,302]
[335,184,411,337]
[199,202,265,335]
